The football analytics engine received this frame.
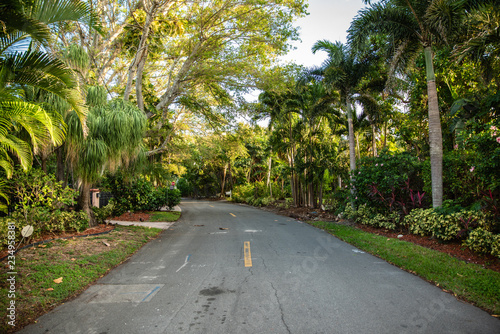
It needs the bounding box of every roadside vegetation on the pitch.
[0,225,162,333]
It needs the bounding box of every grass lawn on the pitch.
[310,221,500,316]
[0,225,162,333]
[149,211,181,222]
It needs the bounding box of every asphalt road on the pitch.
[19,199,500,334]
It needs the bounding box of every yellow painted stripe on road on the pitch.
[209,205,214,207]
[244,241,252,267]
[230,213,236,217]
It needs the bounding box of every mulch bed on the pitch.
[355,223,500,273]
[109,211,153,222]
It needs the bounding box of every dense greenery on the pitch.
[0,1,499,258]
[102,172,181,216]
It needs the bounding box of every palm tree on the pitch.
[66,92,147,226]
[348,0,489,207]
[311,40,372,206]
[0,0,99,174]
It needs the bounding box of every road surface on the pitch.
[19,199,500,334]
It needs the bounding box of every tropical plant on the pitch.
[0,0,100,208]
[66,91,147,226]
[348,0,494,207]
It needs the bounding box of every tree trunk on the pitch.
[356,133,361,160]
[221,164,227,197]
[347,100,356,172]
[318,180,324,209]
[123,1,159,103]
[56,146,65,185]
[372,124,378,157]
[424,46,443,208]
[347,99,356,208]
[266,155,272,198]
[79,181,97,227]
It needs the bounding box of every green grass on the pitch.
[149,211,181,222]
[310,221,500,315]
[0,225,162,333]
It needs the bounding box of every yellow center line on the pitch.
[230,213,236,217]
[244,241,252,267]
[209,205,214,207]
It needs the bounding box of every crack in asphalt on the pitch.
[270,282,291,334]
[268,241,279,256]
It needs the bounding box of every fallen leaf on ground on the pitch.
[47,288,54,291]
[38,244,46,248]
[53,277,63,284]
[219,227,229,230]
[71,258,76,261]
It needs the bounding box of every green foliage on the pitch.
[92,203,114,225]
[422,150,479,207]
[231,181,287,206]
[2,169,87,244]
[176,178,192,197]
[103,172,180,215]
[404,208,490,242]
[344,203,398,230]
[162,188,181,210]
[352,149,426,214]
[463,228,497,257]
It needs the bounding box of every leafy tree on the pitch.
[348,0,493,207]
[66,93,146,226]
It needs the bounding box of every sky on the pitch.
[280,0,366,68]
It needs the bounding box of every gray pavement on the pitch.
[18,199,500,334]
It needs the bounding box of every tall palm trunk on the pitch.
[424,46,443,207]
[347,98,356,208]
[347,99,356,172]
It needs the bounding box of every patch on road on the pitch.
[199,287,235,296]
[80,284,164,303]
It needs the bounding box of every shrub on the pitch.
[163,188,181,210]
[103,173,181,214]
[3,168,87,244]
[422,150,478,207]
[93,204,114,224]
[351,149,426,214]
[0,210,88,247]
[405,208,489,241]
[463,228,495,255]
[492,235,500,258]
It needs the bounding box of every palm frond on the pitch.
[29,0,103,35]
[0,133,32,171]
